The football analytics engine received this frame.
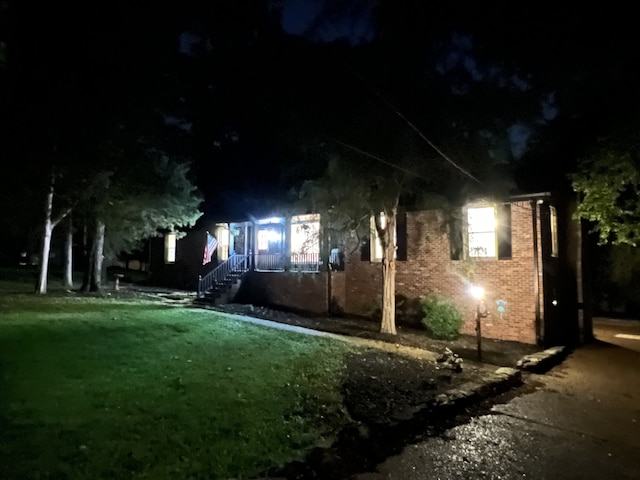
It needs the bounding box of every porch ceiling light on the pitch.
[257,217,284,225]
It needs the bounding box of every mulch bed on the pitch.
[207,302,541,368]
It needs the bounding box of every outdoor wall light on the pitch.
[469,285,485,300]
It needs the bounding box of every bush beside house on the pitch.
[420,294,464,340]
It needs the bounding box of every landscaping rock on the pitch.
[517,346,568,372]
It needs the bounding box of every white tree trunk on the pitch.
[379,206,397,335]
[36,171,72,294]
[63,215,74,288]
[91,220,105,291]
[36,219,53,294]
[36,175,56,294]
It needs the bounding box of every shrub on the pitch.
[420,295,463,340]
[395,295,423,327]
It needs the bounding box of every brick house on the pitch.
[150,192,589,347]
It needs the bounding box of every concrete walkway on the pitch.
[204,306,568,372]
[207,308,440,362]
[130,284,552,369]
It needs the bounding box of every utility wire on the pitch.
[329,136,432,182]
[330,61,530,208]
[344,63,482,184]
[330,133,533,212]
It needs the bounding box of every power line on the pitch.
[344,63,482,184]
[330,134,538,213]
[328,136,431,182]
[328,59,533,207]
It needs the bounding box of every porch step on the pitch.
[202,276,243,305]
[197,254,249,305]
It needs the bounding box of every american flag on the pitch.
[202,232,218,265]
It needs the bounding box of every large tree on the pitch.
[296,130,448,335]
[34,169,74,293]
[72,126,203,292]
[570,136,640,315]
[282,10,547,333]
[571,149,640,247]
[0,1,6,68]
[1,2,202,292]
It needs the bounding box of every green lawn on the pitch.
[0,274,355,479]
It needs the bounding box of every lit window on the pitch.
[216,224,230,261]
[256,217,285,253]
[450,204,511,261]
[257,230,269,250]
[291,214,320,255]
[291,214,320,271]
[370,213,396,262]
[257,228,283,251]
[164,232,176,264]
[550,206,558,257]
[467,206,497,258]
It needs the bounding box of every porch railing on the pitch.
[197,254,249,299]
[254,253,286,271]
[252,253,322,272]
[290,253,321,272]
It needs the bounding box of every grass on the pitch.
[0,269,355,479]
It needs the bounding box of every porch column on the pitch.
[246,222,254,271]
[284,216,292,271]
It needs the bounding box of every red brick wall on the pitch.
[343,258,383,318]
[237,271,329,314]
[329,271,347,314]
[343,202,540,344]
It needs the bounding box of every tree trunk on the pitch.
[63,214,74,289]
[379,206,397,335]
[36,173,56,294]
[36,218,53,294]
[90,219,105,292]
[36,171,72,294]
[81,222,91,292]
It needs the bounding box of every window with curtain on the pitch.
[164,232,176,264]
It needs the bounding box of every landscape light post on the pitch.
[470,285,488,361]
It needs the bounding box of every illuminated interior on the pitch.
[257,226,284,251]
[164,232,176,264]
[550,205,558,257]
[257,230,270,250]
[467,206,497,258]
[370,212,396,261]
[255,217,286,254]
[291,214,320,255]
[216,224,230,261]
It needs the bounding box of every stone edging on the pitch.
[516,346,568,372]
[391,366,521,424]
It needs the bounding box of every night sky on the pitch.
[2,0,640,240]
